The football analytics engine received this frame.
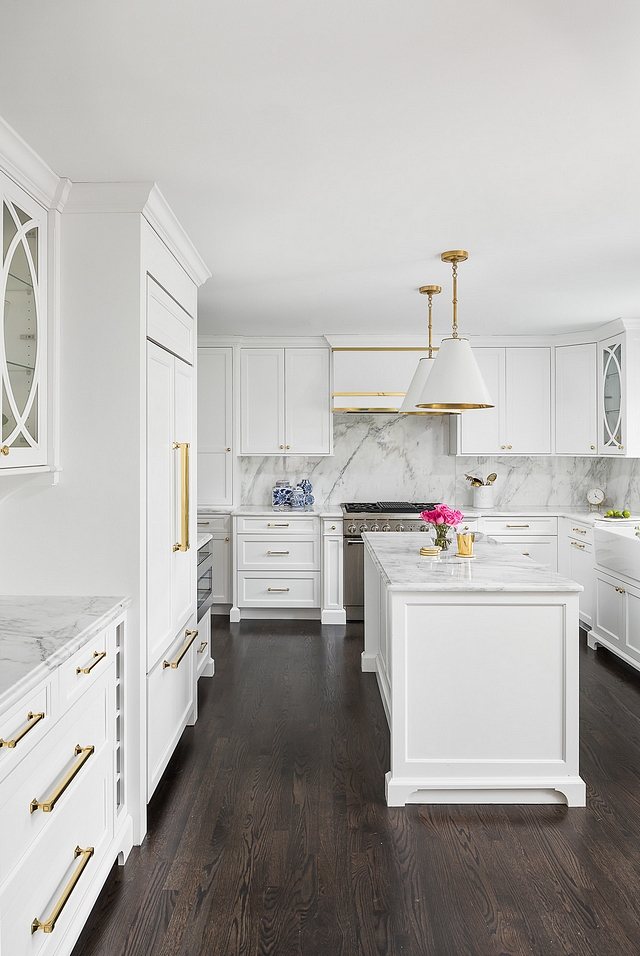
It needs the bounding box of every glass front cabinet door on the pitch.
[1,173,47,468]
[599,336,624,455]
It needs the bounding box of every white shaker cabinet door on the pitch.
[555,344,597,455]
[458,348,504,455]
[198,347,233,506]
[285,348,332,455]
[505,347,551,454]
[173,355,195,631]
[240,348,285,454]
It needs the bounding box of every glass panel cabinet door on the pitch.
[1,174,46,468]
[601,340,624,454]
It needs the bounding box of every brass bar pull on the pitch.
[172,442,190,553]
[31,846,94,934]
[571,542,586,549]
[30,745,94,813]
[268,587,290,592]
[197,520,210,525]
[197,641,208,654]
[506,524,530,528]
[267,550,290,555]
[522,552,530,556]
[163,629,198,669]
[267,523,289,527]
[76,651,106,675]
[572,527,587,534]
[0,711,45,749]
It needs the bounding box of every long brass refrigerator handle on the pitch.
[163,629,198,669]
[0,711,45,748]
[172,442,190,552]
[31,846,94,934]
[30,745,95,813]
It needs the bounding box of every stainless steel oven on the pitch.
[342,502,436,620]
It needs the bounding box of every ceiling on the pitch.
[1,0,639,337]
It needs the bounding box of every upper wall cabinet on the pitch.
[598,329,640,457]
[198,346,233,506]
[453,347,551,455]
[555,343,597,455]
[1,173,47,469]
[240,347,332,455]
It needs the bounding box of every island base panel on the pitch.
[385,774,587,807]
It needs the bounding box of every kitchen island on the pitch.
[362,533,586,807]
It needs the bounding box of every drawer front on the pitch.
[197,514,231,533]
[147,624,196,799]
[0,672,112,885]
[458,518,478,533]
[568,521,594,545]
[237,535,320,571]
[59,623,116,710]
[323,518,342,535]
[489,535,558,571]
[237,515,318,534]
[238,572,321,607]
[479,516,558,535]
[0,682,52,783]
[0,744,111,956]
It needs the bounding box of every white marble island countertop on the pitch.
[0,596,131,710]
[363,532,582,592]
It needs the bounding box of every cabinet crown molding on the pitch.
[0,115,61,209]
[63,181,211,287]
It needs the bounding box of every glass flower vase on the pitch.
[434,526,451,551]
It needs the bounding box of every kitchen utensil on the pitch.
[465,474,483,486]
[486,473,497,485]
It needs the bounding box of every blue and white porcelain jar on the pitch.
[272,481,292,510]
[290,484,306,509]
[300,478,313,495]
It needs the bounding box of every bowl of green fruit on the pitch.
[599,508,638,522]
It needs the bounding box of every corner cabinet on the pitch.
[240,347,332,455]
[1,172,47,469]
[555,344,597,455]
[597,328,640,458]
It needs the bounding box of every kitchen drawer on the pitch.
[237,571,321,607]
[489,535,558,571]
[0,673,112,885]
[479,516,558,535]
[237,515,318,534]
[197,514,230,533]
[567,520,594,545]
[0,682,52,784]
[237,534,320,571]
[59,623,116,710]
[458,518,478,533]
[147,622,197,799]
[323,518,342,535]
[0,744,111,956]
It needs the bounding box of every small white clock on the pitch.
[587,488,606,512]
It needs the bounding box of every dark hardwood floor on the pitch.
[71,619,640,956]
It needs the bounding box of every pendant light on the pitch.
[400,285,459,415]
[416,250,494,410]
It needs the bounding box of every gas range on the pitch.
[341,501,436,536]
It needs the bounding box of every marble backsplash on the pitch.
[240,413,640,512]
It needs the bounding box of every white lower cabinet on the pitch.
[198,514,232,607]
[487,535,558,571]
[479,515,558,570]
[322,519,346,625]
[237,571,321,607]
[196,609,213,680]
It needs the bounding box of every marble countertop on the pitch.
[363,532,583,592]
[210,504,342,518]
[197,532,213,548]
[0,596,131,712]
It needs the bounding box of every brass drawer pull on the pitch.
[615,586,626,594]
[31,846,94,934]
[572,527,587,534]
[506,524,530,528]
[76,650,106,675]
[197,520,210,525]
[163,629,198,669]
[522,552,530,556]
[0,711,45,749]
[172,441,190,553]
[268,587,290,592]
[267,523,289,527]
[30,745,94,813]
[571,541,586,550]
[267,550,290,555]
[197,641,208,654]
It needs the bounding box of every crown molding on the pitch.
[0,115,61,209]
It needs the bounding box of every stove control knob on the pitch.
[420,524,429,532]
[382,523,391,532]
[407,524,415,532]
[395,523,405,532]
[347,523,357,534]
[359,524,368,533]
[370,524,380,532]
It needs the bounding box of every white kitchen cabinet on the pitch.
[322,518,346,625]
[480,515,558,570]
[487,535,558,571]
[198,347,233,506]
[454,348,551,455]
[555,344,597,455]
[558,518,595,628]
[0,171,48,470]
[240,347,331,455]
[198,513,232,607]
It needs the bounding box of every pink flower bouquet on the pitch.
[420,504,464,551]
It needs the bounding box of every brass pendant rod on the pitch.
[418,284,441,357]
[451,260,459,338]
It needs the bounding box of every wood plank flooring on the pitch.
[72,620,640,956]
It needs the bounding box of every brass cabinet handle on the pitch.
[619,445,624,450]
[76,650,106,675]
[280,444,284,449]
[331,525,336,530]
[506,524,530,528]
[227,447,231,451]
[0,445,9,456]
[163,629,198,669]
[198,520,210,525]
[197,641,208,654]
[268,523,289,527]
[501,445,506,449]
[268,587,290,592]
[0,711,45,749]
[571,541,586,550]
[522,552,530,556]
[507,445,513,450]
[31,846,94,934]
[286,445,290,449]
[591,445,596,450]
[615,586,626,594]
[30,745,94,813]
[172,442,190,553]
[225,536,230,541]
[572,527,587,534]
[267,550,290,555]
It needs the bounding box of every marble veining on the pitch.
[363,532,582,592]
[0,596,130,709]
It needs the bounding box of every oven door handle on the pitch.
[346,539,364,545]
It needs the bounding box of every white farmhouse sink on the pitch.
[594,524,640,581]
